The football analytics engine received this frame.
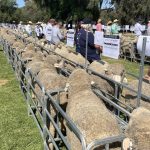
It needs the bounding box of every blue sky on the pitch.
[16,0,25,8]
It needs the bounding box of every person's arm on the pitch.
[88,32,102,52]
[57,28,64,40]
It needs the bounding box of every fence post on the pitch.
[25,69,31,116]
[136,37,147,107]
[43,94,49,150]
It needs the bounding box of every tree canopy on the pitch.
[0,0,17,22]
[0,0,149,24]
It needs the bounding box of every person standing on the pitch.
[25,21,33,36]
[18,21,23,33]
[147,20,150,36]
[35,22,43,39]
[134,20,144,36]
[75,21,83,53]
[105,21,112,35]
[45,19,54,44]
[51,21,64,45]
[111,19,120,35]
[77,20,101,63]
[96,18,102,31]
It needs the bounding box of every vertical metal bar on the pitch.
[137,37,147,107]
[114,84,118,99]
[114,84,119,116]
[43,96,48,150]
[25,69,31,116]
[105,144,109,150]
[56,92,60,139]
[85,31,88,69]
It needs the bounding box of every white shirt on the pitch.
[45,23,52,42]
[41,23,47,35]
[51,25,64,44]
[134,23,144,36]
[35,25,43,37]
[106,26,111,35]
[25,24,32,35]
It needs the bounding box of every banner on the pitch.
[103,35,120,59]
[125,25,130,31]
[137,36,150,56]
[66,29,75,47]
[94,31,104,46]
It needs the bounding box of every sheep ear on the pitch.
[122,138,132,150]
[64,83,70,92]
[91,81,95,85]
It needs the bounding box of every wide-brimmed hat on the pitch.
[36,21,42,25]
[107,21,112,25]
[113,19,119,23]
[28,21,33,24]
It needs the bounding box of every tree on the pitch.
[33,0,104,21]
[112,0,150,24]
[0,0,17,22]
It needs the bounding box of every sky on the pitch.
[16,0,25,8]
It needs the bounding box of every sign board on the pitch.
[102,35,120,59]
[137,36,150,56]
[142,25,146,31]
[130,26,135,32]
[66,29,75,47]
[125,25,130,30]
[94,31,104,46]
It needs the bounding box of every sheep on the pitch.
[66,69,121,150]
[12,41,25,54]
[34,67,67,149]
[55,47,69,58]
[123,80,150,110]
[89,62,127,100]
[26,59,45,75]
[89,61,109,74]
[120,35,137,61]
[125,107,150,150]
[44,54,60,65]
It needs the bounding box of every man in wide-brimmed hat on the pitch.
[35,21,43,39]
[111,19,120,35]
[25,21,33,36]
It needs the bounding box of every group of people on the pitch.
[18,19,65,45]
[93,18,120,35]
[134,20,150,36]
[15,17,150,64]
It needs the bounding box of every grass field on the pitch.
[0,49,43,150]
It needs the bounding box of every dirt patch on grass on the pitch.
[0,79,8,86]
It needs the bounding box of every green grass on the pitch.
[0,49,43,150]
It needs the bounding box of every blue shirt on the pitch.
[77,28,100,61]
